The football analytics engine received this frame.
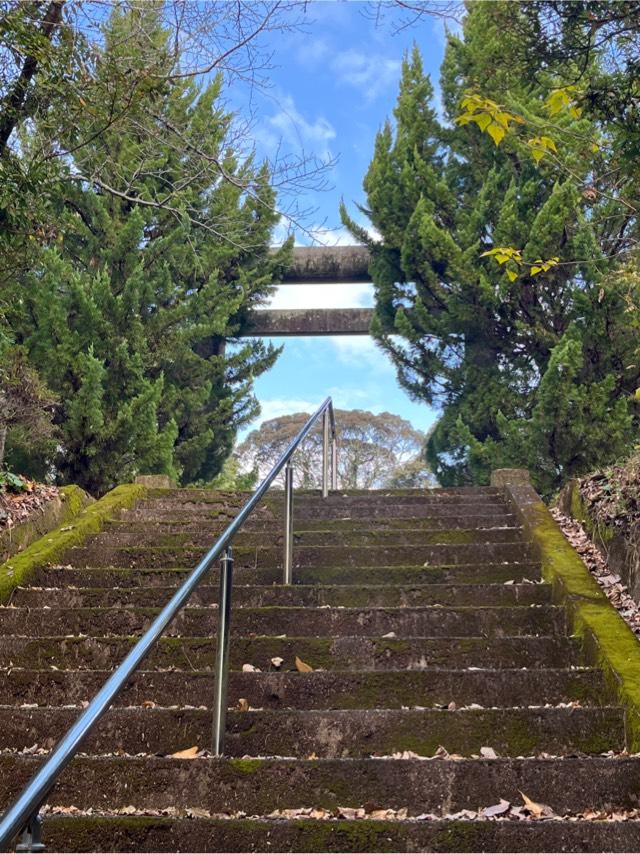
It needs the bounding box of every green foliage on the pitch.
[5,7,289,495]
[343,4,639,496]
[0,471,28,493]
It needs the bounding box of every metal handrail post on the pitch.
[322,410,330,498]
[331,437,338,492]
[283,462,294,584]
[212,546,234,755]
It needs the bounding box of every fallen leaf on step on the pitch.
[447,701,457,711]
[480,746,497,759]
[482,799,510,817]
[171,745,201,759]
[382,632,396,638]
[237,698,250,712]
[338,807,364,820]
[308,752,318,760]
[295,656,314,672]
[119,805,138,815]
[270,657,284,669]
[242,663,260,672]
[519,790,554,818]
[142,700,157,709]
[186,807,211,818]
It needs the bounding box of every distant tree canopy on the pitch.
[343,0,640,497]
[1,5,292,494]
[236,410,436,490]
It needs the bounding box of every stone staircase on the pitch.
[0,486,638,851]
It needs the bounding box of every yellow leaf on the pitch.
[171,745,200,759]
[506,269,518,282]
[635,389,640,400]
[486,123,505,146]
[471,113,492,131]
[569,105,583,119]
[455,113,474,126]
[540,136,557,153]
[530,266,542,276]
[530,148,545,164]
[591,142,600,153]
[494,253,511,265]
[295,656,314,673]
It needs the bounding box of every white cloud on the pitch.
[295,37,329,67]
[267,94,336,161]
[331,49,401,102]
[327,335,395,375]
[267,283,373,310]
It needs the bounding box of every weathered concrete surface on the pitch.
[279,245,372,283]
[4,755,640,816]
[0,668,604,709]
[12,580,551,609]
[0,635,579,672]
[0,604,565,638]
[0,706,623,757]
[244,308,374,337]
[33,815,640,854]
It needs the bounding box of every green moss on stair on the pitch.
[0,483,147,603]
[502,480,640,750]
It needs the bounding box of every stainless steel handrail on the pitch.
[0,397,338,852]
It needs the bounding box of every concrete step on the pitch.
[30,814,640,853]
[2,755,639,817]
[111,512,520,533]
[33,562,542,588]
[0,706,623,757]
[128,502,513,523]
[11,582,552,609]
[0,668,604,710]
[88,526,525,549]
[0,605,565,639]
[0,635,580,672]
[65,541,534,569]
[138,489,504,510]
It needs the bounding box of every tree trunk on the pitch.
[0,425,6,469]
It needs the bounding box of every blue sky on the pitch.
[230,1,451,438]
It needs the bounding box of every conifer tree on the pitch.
[7,6,289,494]
[343,3,638,494]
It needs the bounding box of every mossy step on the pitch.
[0,668,605,710]
[0,634,580,672]
[11,581,552,610]
[0,604,564,638]
[0,706,623,758]
[129,502,513,523]
[110,512,520,534]
[2,755,640,817]
[34,814,640,853]
[65,541,534,569]
[33,562,542,588]
[138,490,505,509]
[88,526,525,549]
[147,486,502,502]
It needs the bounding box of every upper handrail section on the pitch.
[0,397,338,852]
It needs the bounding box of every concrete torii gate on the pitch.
[244,245,373,337]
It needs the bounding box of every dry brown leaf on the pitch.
[237,698,250,712]
[519,790,554,818]
[142,700,157,709]
[242,663,260,672]
[270,657,284,669]
[295,656,314,673]
[171,745,200,759]
[480,746,497,759]
[119,805,138,815]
